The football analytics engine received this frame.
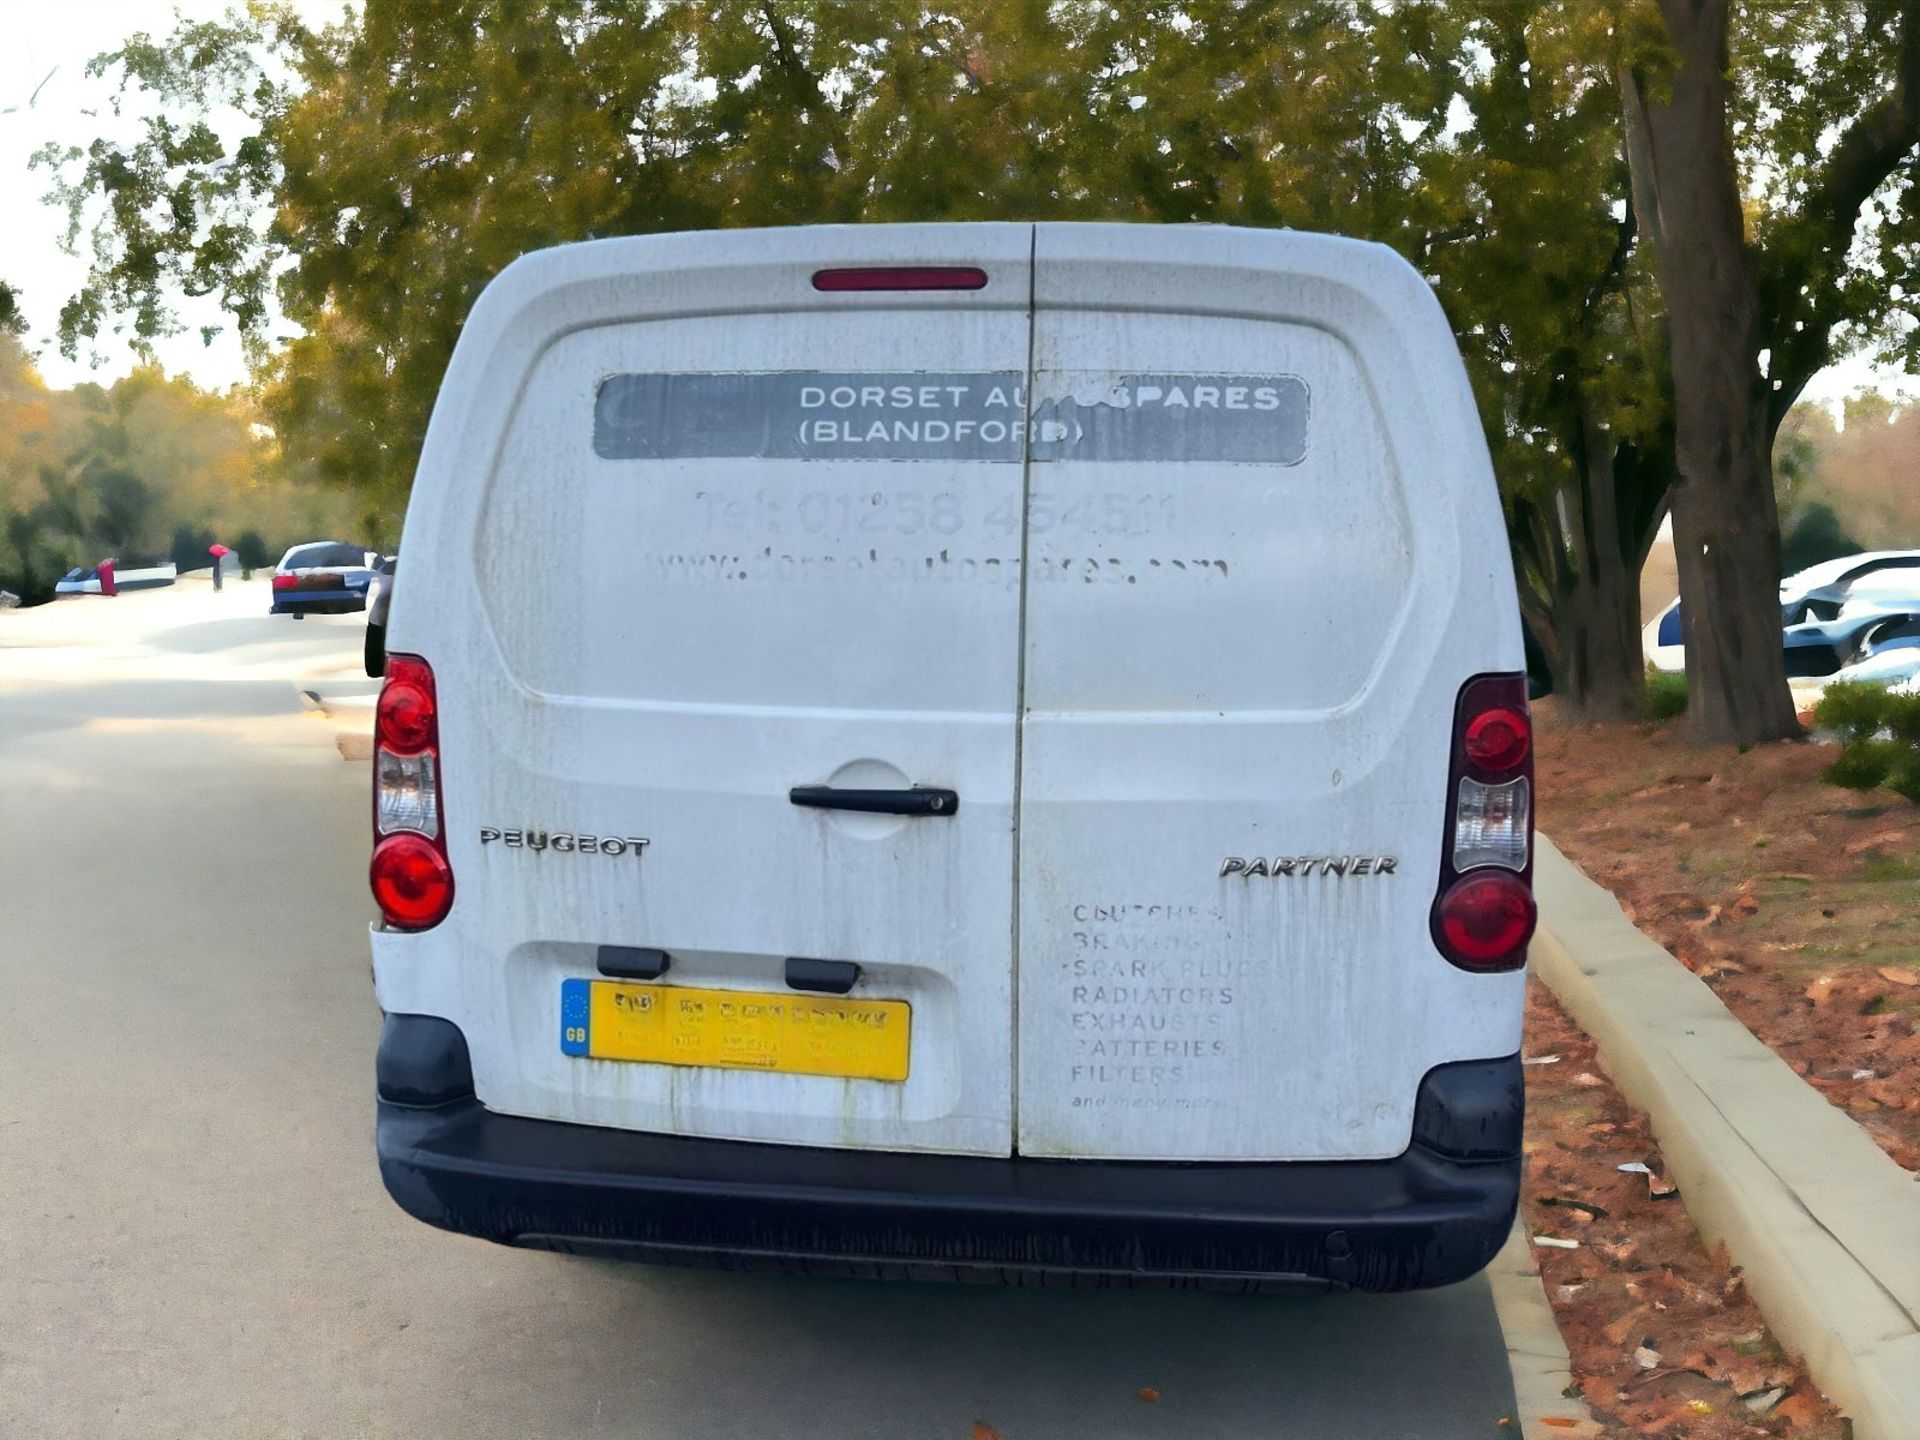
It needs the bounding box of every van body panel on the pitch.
[382,225,1035,1156]
[1013,226,1523,1160]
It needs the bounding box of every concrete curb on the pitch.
[1489,1222,1603,1438]
[1533,835,1920,1440]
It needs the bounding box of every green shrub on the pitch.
[1647,668,1688,720]
[1813,681,1920,803]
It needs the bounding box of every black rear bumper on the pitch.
[375,1015,1520,1293]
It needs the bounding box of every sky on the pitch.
[1,1,1913,413]
[0,0,346,392]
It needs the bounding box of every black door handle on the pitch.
[789,784,958,816]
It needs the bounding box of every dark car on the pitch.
[271,541,376,617]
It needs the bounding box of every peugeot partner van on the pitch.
[369,223,1534,1291]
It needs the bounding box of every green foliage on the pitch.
[1647,667,1688,720]
[234,528,270,574]
[34,1,1677,711]
[1733,2,1920,403]
[1814,680,1920,803]
[0,335,360,605]
[29,1,1911,721]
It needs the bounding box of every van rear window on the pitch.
[594,371,1309,465]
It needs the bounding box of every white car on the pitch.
[269,541,376,616]
[54,558,178,594]
[368,224,1531,1291]
[1645,549,1920,676]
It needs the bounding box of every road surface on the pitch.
[0,581,1522,1438]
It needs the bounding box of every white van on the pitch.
[369,223,1534,1291]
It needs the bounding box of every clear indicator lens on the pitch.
[377,748,440,839]
[1454,776,1530,872]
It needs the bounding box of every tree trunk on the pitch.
[1560,410,1647,721]
[1620,0,1800,746]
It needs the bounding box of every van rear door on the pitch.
[1014,225,1523,1161]
[436,227,1032,1156]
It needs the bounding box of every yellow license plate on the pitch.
[558,978,909,1081]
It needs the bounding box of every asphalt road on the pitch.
[0,581,1521,1439]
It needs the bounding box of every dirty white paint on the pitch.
[373,222,1524,1163]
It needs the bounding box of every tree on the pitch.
[1395,2,1673,717]
[1619,0,1920,744]
[38,1,1682,716]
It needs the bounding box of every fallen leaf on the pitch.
[1136,1388,1159,1403]
[1844,828,1913,855]
[1876,966,1919,986]
[1730,892,1760,917]
[1539,1419,1578,1430]
[1632,1343,1662,1370]
[1686,1399,1715,1415]
[1533,1235,1582,1250]
[972,1424,1005,1440]
[1523,1054,1563,1065]
[1772,1390,1827,1425]
[1539,1196,1610,1221]
[1596,1239,1641,1267]
[1602,1309,1648,1346]
[1741,1386,1787,1415]
[1571,1071,1604,1087]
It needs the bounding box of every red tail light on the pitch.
[1463,705,1531,777]
[371,834,454,930]
[812,266,989,292]
[371,653,452,930]
[376,655,437,754]
[271,573,298,590]
[1432,673,1534,971]
[1436,872,1536,970]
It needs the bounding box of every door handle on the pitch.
[789,784,958,817]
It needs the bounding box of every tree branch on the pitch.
[760,4,848,166]
[1766,0,1920,424]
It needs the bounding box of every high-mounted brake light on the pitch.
[1432,673,1535,971]
[812,266,989,292]
[371,653,452,930]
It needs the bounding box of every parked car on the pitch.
[270,541,376,617]
[368,223,1533,1292]
[1644,549,1920,676]
[1779,549,1920,624]
[1826,613,1920,689]
[54,558,178,595]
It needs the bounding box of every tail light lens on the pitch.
[1432,673,1534,971]
[371,834,454,930]
[371,654,452,930]
[271,573,298,590]
[1436,872,1536,969]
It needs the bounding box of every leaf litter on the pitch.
[1522,984,1847,1438]
[1535,708,1920,1173]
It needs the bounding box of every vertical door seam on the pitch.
[1008,223,1040,1149]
